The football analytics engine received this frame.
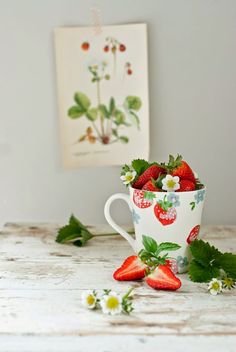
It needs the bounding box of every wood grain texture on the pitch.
[0,223,235,352]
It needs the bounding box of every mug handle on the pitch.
[104,193,136,251]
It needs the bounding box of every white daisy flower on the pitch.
[208,278,223,295]
[162,174,180,192]
[81,290,97,309]
[120,171,136,185]
[100,291,122,315]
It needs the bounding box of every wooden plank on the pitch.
[0,223,235,351]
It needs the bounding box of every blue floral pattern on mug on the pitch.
[132,209,141,224]
[194,189,205,204]
[167,193,180,207]
[177,255,189,268]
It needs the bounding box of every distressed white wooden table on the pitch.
[0,223,236,352]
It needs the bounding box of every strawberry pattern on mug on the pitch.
[133,190,156,209]
[186,225,200,244]
[154,195,177,226]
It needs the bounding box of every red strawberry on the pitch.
[186,225,200,244]
[146,265,181,290]
[81,42,89,51]
[142,180,161,192]
[119,44,126,52]
[154,195,177,226]
[133,190,156,208]
[178,179,195,192]
[132,165,164,189]
[113,255,147,281]
[172,160,195,183]
[165,259,178,274]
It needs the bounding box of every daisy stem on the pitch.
[122,287,134,300]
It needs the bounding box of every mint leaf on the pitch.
[215,253,236,279]
[156,242,181,256]
[189,239,222,267]
[142,235,157,253]
[131,159,149,176]
[139,235,180,269]
[189,260,220,282]
[56,214,93,246]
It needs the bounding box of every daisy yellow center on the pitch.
[212,282,220,290]
[167,179,176,188]
[106,296,120,310]
[126,174,133,182]
[87,295,95,305]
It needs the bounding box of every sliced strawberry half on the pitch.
[186,225,200,244]
[113,255,148,281]
[132,165,164,189]
[146,264,181,290]
[165,259,178,274]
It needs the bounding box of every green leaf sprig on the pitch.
[189,239,236,283]
[56,214,93,247]
[138,235,181,268]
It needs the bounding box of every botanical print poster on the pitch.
[55,23,149,168]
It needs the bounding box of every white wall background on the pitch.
[0,0,235,227]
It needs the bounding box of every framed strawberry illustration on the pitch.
[55,23,149,168]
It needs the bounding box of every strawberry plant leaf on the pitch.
[124,96,142,111]
[119,136,129,143]
[142,235,158,253]
[109,97,115,115]
[98,104,110,118]
[215,253,236,279]
[68,106,85,119]
[131,159,150,176]
[86,108,98,121]
[127,111,140,129]
[74,92,91,111]
[56,224,81,243]
[189,239,222,267]
[189,259,220,282]
[56,214,93,246]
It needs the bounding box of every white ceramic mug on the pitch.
[104,186,206,273]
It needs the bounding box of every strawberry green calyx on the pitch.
[157,154,183,174]
[121,164,133,176]
[155,174,167,189]
[138,235,181,270]
[157,195,173,211]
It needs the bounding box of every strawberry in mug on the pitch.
[104,155,206,274]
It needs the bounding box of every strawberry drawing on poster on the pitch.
[55,23,149,168]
